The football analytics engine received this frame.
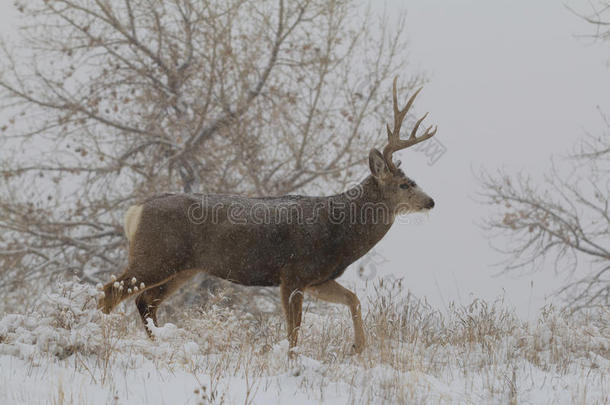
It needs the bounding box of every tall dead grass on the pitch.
[0,278,608,404]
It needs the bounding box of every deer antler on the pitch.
[382,76,437,172]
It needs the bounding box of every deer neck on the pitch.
[334,176,395,247]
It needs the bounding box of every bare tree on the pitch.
[0,0,422,299]
[480,3,610,311]
[479,123,610,311]
[567,1,610,41]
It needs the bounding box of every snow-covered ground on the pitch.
[0,281,608,404]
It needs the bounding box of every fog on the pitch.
[360,0,610,317]
[0,1,607,317]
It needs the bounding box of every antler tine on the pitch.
[386,78,422,144]
[382,76,437,172]
[422,124,438,139]
[408,112,428,141]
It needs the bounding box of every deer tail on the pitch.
[124,205,143,242]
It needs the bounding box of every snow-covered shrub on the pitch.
[0,279,105,359]
[0,278,608,404]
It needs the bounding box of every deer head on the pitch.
[368,76,437,214]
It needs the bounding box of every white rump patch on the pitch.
[123,205,143,241]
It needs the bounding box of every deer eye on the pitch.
[400,183,410,190]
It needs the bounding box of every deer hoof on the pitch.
[351,343,364,354]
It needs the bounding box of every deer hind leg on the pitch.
[307,280,365,354]
[135,268,199,338]
[280,280,304,358]
[98,264,189,315]
[97,269,147,314]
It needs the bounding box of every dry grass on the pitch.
[0,279,608,404]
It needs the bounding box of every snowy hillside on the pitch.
[0,280,608,404]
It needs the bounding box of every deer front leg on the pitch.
[135,268,199,338]
[307,280,365,353]
[280,280,304,358]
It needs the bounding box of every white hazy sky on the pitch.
[0,1,608,317]
[360,0,610,318]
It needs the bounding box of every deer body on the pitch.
[98,77,438,355]
[122,177,393,288]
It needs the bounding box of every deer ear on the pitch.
[369,149,389,179]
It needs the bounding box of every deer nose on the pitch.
[425,199,435,209]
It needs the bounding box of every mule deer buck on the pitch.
[98,77,438,355]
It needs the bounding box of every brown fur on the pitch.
[98,80,436,355]
[98,159,434,354]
